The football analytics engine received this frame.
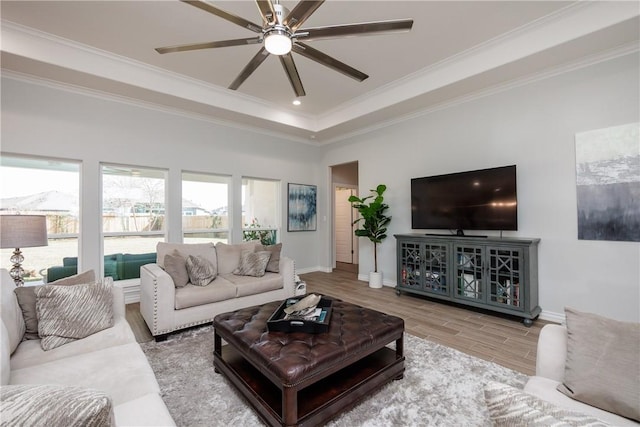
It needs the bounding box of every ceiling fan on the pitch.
[155,0,413,97]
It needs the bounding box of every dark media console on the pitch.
[395,233,541,326]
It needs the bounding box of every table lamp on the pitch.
[0,215,48,286]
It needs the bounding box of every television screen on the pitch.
[411,165,517,231]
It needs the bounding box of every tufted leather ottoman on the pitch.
[213,297,404,427]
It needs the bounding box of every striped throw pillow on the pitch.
[0,384,113,427]
[484,381,609,426]
[34,278,114,351]
[185,255,217,286]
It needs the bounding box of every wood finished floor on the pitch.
[126,269,554,375]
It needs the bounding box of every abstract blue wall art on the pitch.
[288,183,317,231]
[575,123,640,242]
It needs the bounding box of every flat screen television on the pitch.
[411,165,518,231]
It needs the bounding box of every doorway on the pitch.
[331,162,358,274]
[335,186,358,272]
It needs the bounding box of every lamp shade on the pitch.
[0,215,48,249]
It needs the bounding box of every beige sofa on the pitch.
[0,268,174,426]
[140,241,295,340]
[524,324,639,426]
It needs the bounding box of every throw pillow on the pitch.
[258,243,282,273]
[156,242,216,269]
[50,269,96,286]
[215,241,261,274]
[14,270,96,340]
[557,307,640,422]
[164,250,189,288]
[185,255,217,286]
[35,278,114,351]
[233,250,271,277]
[0,384,113,427]
[484,381,609,426]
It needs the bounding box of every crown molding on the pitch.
[316,1,640,131]
[1,1,638,139]
[319,42,639,146]
[1,69,316,145]
[1,20,318,132]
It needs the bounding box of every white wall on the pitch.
[2,52,638,323]
[0,77,324,275]
[321,53,640,322]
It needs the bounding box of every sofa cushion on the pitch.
[186,255,217,286]
[525,376,638,426]
[1,322,11,386]
[10,317,135,371]
[156,242,215,269]
[258,243,282,273]
[9,342,160,406]
[164,250,189,288]
[174,278,237,310]
[233,250,271,277]
[0,384,114,427]
[35,278,114,351]
[485,381,609,426]
[215,241,261,274]
[223,272,283,297]
[14,270,96,340]
[557,307,640,422]
[0,269,26,354]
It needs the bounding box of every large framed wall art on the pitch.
[575,122,639,242]
[287,183,317,232]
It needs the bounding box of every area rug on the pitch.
[140,325,527,426]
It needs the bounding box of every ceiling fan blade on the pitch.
[296,18,413,42]
[292,42,368,82]
[284,1,325,32]
[182,0,263,33]
[229,47,270,91]
[156,37,261,54]
[280,53,306,97]
[255,0,276,25]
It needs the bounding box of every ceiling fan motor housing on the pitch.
[273,3,289,25]
[263,3,293,55]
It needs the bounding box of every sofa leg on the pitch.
[154,333,169,342]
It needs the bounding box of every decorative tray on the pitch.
[267,295,333,334]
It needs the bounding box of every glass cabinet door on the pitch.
[399,241,422,290]
[487,247,523,311]
[454,245,483,301]
[422,243,448,295]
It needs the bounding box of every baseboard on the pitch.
[539,310,565,324]
[296,266,331,274]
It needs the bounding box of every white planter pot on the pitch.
[369,271,383,288]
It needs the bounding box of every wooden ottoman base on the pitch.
[213,298,405,427]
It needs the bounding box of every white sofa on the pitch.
[140,241,296,340]
[0,269,175,426]
[524,324,638,426]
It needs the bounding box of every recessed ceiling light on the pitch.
[292,99,301,106]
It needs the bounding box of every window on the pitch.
[242,177,280,245]
[101,165,166,275]
[182,172,230,244]
[0,155,80,284]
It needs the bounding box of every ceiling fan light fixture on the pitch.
[264,28,292,55]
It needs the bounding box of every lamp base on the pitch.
[9,248,25,286]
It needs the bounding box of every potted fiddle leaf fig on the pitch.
[348,184,391,288]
